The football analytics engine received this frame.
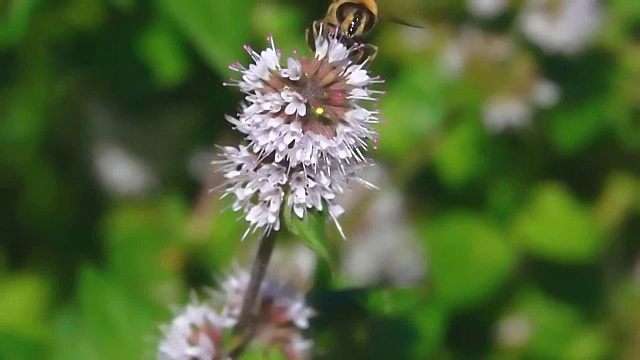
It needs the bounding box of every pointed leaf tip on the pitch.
[283,203,336,273]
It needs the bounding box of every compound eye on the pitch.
[336,3,357,24]
[347,14,361,37]
[361,8,376,34]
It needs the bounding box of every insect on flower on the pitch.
[306,0,427,63]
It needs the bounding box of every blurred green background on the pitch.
[1,0,640,359]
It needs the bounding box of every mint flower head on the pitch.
[213,268,315,359]
[217,268,315,331]
[214,30,383,238]
[157,296,236,360]
[158,270,315,360]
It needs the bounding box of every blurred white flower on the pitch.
[159,269,315,360]
[482,77,561,133]
[529,78,561,109]
[271,244,317,289]
[216,269,315,359]
[439,27,514,77]
[215,32,381,238]
[482,96,533,133]
[399,26,431,52]
[187,148,216,184]
[218,268,315,330]
[93,143,157,197]
[289,333,314,358]
[339,166,426,286]
[440,42,468,77]
[344,188,426,285]
[495,314,532,350]
[519,0,602,55]
[467,0,508,19]
[158,296,236,360]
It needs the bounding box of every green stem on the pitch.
[228,230,278,358]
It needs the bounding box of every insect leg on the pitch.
[305,20,324,52]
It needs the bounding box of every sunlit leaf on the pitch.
[423,211,518,309]
[562,326,612,360]
[0,273,50,339]
[512,183,605,263]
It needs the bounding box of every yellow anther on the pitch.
[315,107,325,115]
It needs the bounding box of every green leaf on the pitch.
[593,172,640,232]
[51,267,162,360]
[377,61,446,161]
[433,120,491,188]
[610,280,640,340]
[547,98,608,155]
[503,288,584,359]
[136,18,191,88]
[251,2,306,57]
[241,347,288,360]
[0,273,51,339]
[366,288,447,357]
[160,0,255,76]
[423,211,518,309]
[310,287,446,359]
[103,197,187,305]
[61,0,107,32]
[0,0,38,47]
[563,326,612,360]
[283,204,335,271]
[0,331,45,360]
[512,182,605,263]
[51,307,94,360]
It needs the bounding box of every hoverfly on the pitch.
[305,0,426,64]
